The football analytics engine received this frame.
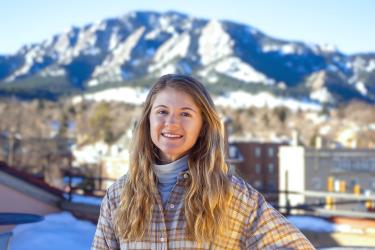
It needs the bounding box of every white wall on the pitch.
[279,146,306,211]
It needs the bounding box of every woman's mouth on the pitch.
[162,132,183,139]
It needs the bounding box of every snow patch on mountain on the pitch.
[158,64,178,75]
[197,66,220,83]
[262,43,305,55]
[355,81,367,95]
[145,29,161,40]
[159,15,177,34]
[310,87,334,104]
[40,67,66,77]
[214,57,274,84]
[317,43,338,53]
[305,70,336,104]
[199,20,233,65]
[108,27,122,51]
[366,59,375,72]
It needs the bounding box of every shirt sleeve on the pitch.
[92,191,120,250]
[244,186,316,249]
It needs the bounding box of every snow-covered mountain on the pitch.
[0,10,374,105]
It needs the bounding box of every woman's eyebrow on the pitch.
[153,105,197,113]
[181,107,197,113]
[153,104,168,109]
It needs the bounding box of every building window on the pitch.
[254,180,262,189]
[311,177,322,190]
[268,147,274,157]
[268,163,274,174]
[268,182,276,191]
[349,179,358,191]
[255,163,261,174]
[229,145,238,158]
[255,147,261,157]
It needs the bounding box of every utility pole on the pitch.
[7,131,15,166]
[285,170,290,216]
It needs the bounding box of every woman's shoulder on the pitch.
[227,174,262,209]
[228,174,255,195]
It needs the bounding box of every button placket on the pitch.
[154,194,168,249]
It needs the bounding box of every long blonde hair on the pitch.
[115,74,232,242]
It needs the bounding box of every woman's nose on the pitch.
[165,114,179,126]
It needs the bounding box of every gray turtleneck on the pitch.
[153,155,189,206]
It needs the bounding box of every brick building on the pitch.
[230,141,284,203]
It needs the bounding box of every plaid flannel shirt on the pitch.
[92,172,315,249]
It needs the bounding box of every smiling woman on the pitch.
[149,87,203,163]
[92,74,315,249]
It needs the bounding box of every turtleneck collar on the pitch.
[153,154,189,184]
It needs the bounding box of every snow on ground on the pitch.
[10,212,96,250]
[72,87,321,112]
[72,87,149,104]
[8,213,373,249]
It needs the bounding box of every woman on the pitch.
[92,74,315,249]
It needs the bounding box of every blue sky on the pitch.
[1,0,374,54]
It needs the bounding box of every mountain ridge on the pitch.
[0,10,374,105]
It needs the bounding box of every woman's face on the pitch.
[149,87,203,163]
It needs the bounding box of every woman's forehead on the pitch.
[152,87,199,109]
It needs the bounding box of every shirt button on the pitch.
[183,173,189,179]
[169,203,175,209]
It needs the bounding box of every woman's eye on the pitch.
[181,112,191,117]
[157,110,168,115]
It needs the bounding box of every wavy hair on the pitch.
[114,74,233,242]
